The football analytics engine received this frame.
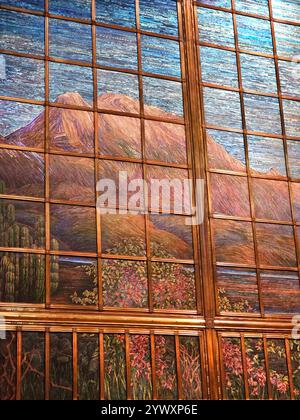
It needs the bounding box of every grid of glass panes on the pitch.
[195,0,300,317]
[0,328,206,400]
[0,1,200,313]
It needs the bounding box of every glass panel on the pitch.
[51,256,98,307]
[49,155,95,205]
[216,267,260,314]
[290,340,300,400]
[200,47,238,88]
[212,219,255,265]
[104,334,126,400]
[180,336,202,400]
[210,173,250,217]
[222,337,245,400]
[252,179,292,221]
[0,55,44,100]
[0,332,16,400]
[155,335,177,400]
[49,0,91,19]
[279,60,300,99]
[245,338,268,400]
[244,94,281,135]
[267,339,290,400]
[152,262,196,310]
[274,23,300,58]
[283,100,300,138]
[261,270,300,315]
[49,62,94,106]
[240,54,277,94]
[96,0,136,27]
[139,0,178,37]
[130,335,152,400]
[248,136,286,176]
[288,140,300,180]
[50,333,73,400]
[256,224,297,267]
[200,0,231,7]
[0,150,44,198]
[50,204,97,253]
[0,10,44,55]
[292,183,300,221]
[236,15,273,54]
[235,0,269,16]
[203,88,242,130]
[272,0,300,23]
[0,252,45,303]
[102,259,148,309]
[21,332,45,400]
[96,27,137,70]
[197,8,235,47]
[2,0,45,11]
[141,35,181,78]
[49,19,92,63]
[78,334,99,400]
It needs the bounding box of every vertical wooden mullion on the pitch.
[175,334,183,400]
[16,328,22,401]
[99,332,105,400]
[241,334,250,400]
[45,329,50,400]
[285,338,295,401]
[150,332,157,400]
[72,330,78,400]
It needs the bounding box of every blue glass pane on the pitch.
[197,8,235,47]
[49,62,94,105]
[240,54,277,93]
[49,19,92,63]
[275,23,300,58]
[96,27,137,70]
[199,0,231,8]
[236,15,273,54]
[49,0,91,19]
[0,55,44,100]
[200,47,238,87]
[272,0,300,23]
[143,77,183,120]
[0,10,44,55]
[235,0,270,16]
[141,36,181,78]
[203,88,242,129]
[248,136,287,176]
[287,140,300,179]
[1,0,45,10]
[96,0,136,27]
[279,60,300,98]
[139,0,178,37]
[244,94,281,134]
[283,100,300,138]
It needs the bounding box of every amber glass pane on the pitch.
[222,337,245,400]
[155,335,177,400]
[180,336,202,400]
[267,339,290,400]
[130,335,152,400]
[290,340,300,400]
[245,338,268,400]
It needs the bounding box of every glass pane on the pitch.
[50,333,73,400]
[50,204,97,253]
[78,334,99,400]
[0,150,44,198]
[139,0,178,37]
[217,267,260,314]
[222,337,245,400]
[2,0,45,11]
[155,335,177,400]
[244,94,281,135]
[283,100,300,138]
[96,0,136,27]
[141,35,181,78]
[290,340,300,400]
[204,88,242,129]
[240,54,277,94]
[275,23,300,58]
[51,256,98,307]
[49,62,94,106]
[267,339,290,400]
[49,19,92,63]
[152,262,196,310]
[102,259,148,309]
[292,183,300,221]
[235,0,269,16]
[104,334,126,400]
[96,27,137,70]
[200,47,238,88]
[21,332,45,400]
[236,15,273,54]
[0,55,44,100]
[248,136,286,176]
[212,219,255,265]
[49,155,95,205]
[245,338,268,400]
[130,335,152,400]
[49,0,91,19]
[272,0,300,23]
[180,336,202,400]
[197,8,235,47]
[279,60,300,98]
[200,0,231,7]
[288,140,300,180]
[0,10,44,55]
[0,332,16,400]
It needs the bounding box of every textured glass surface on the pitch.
[292,183,300,221]
[287,140,300,179]
[155,335,178,400]
[104,334,126,400]
[96,27,138,70]
[49,19,92,63]
[78,334,99,400]
[283,100,300,138]
[21,333,45,400]
[274,23,300,58]
[200,0,231,7]
[49,62,94,105]
[272,0,300,23]
[96,0,136,27]
[200,47,238,88]
[290,340,300,400]
[222,338,245,400]
[139,0,178,37]
[0,55,44,100]
[236,16,273,54]
[50,333,73,400]
[244,94,281,134]
[203,88,242,129]
[279,60,300,98]
[130,335,152,400]
[197,8,235,47]
[240,54,277,93]
[245,338,268,400]
[49,0,91,19]
[0,10,44,55]
[180,337,202,400]
[248,136,286,176]
[235,0,269,16]
[0,332,17,400]
[1,0,45,11]
[141,36,181,78]
[267,340,290,400]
